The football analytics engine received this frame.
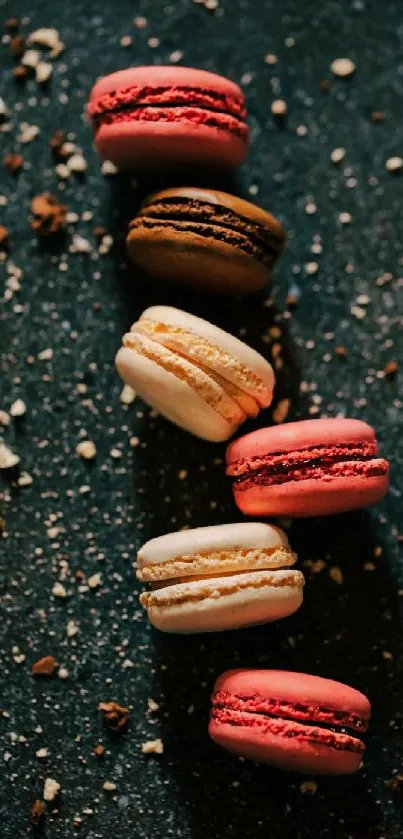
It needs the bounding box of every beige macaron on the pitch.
[137,522,304,634]
[115,306,274,442]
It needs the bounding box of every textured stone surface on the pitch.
[0,0,402,837]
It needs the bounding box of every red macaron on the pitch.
[226,418,389,517]
[88,65,249,171]
[209,669,371,775]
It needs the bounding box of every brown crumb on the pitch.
[49,129,66,158]
[30,800,45,826]
[5,17,19,31]
[286,293,298,308]
[334,345,348,358]
[99,701,129,733]
[75,569,85,580]
[94,744,105,757]
[329,566,344,585]
[272,398,291,424]
[0,226,9,250]
[30,193,66,236]
[4,153,24,174]
[300,780,318,795]
[397,534,403,544]
[13,65,28,80]
[319,79,331,93]
[31,655,58,676]
[372,111,385,123]
[387,773,403,798]
[10,34,25,58]
[93,225,107,239]
[384,360,398,379]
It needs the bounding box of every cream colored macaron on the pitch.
[137,522,304,633]
[115,306,274,442]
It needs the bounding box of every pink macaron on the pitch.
[209,669,371,775]
[88,65,249,171]
[226,418,389,517]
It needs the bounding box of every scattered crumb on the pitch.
[101,160,118,176]
[52,582,68,598]
[35,747,49,759]
[36,61,53,84]
[330,147,346,164]
[66,619,79,638]
[329,566,344,585]
[334,345,348,358]
[372,111,385,123]
[120,384,136,405]
[99,701,129,733]
[0,410,10,426]
[10,398,26,418]
[110,447,122,459]
[385,156,402,173]
[147,698,160,712]
[94,744,105,757]
[330,57,356,78]
[0,442,19,469]
[38,347,53,361]
[67,153,87,174]
[30,800,45,826]
[31,193,66,236]
[272,399,291,424]
[76,440,97,460]
[87,572,102,589]
[3,153,24,174]
[31,655,58,676]
[339,211,352,224]
[17,123,40,144]
[43,777,61,802]
[387,773,403,798]
[141,738,164,754]
[0,226,9,250]
[103,781,117,792]
[264,53,277,65]
[271,99,287,117]
[384,360,398,379]
[300,780,318,795]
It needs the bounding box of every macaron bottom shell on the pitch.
[140,570,304,634]
[94,120,247,172]
[232,473,390,517]
[208,713,364,775]
[127,225,271,294]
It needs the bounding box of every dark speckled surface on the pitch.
[1,0,403,836]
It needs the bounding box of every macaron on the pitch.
[137,523,304,633]
[88,66,248,171]
[226,418,389,516]
[126,187,285,295]
[116,306,275,442]
[209,669,371,774]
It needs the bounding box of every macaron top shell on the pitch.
[227,418,378,463]
[139,306,274,406]
[90,65,245,104]
[140,187,285,239]
[137,522,290,574]
[213,669,371,725]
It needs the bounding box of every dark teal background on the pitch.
[1,1,402,836]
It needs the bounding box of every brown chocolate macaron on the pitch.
[126,187,285,294]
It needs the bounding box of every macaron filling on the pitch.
[137,545,297,582]
[227,441,389,490]
[88,84,248,138]
[209,705,366,754]
[129,197,285,266]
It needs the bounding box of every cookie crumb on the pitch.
[30,800,45,826]
[31,655,58,676]
[99,701,129,733]
[384,360,398,379]
[76,440,97,460]
[385,156,403,173]
[330,147,346,164]
[94,744,105,757]
[31,193,66,236]
[272,399,290,424]
[300,780,318,795]
[0,442,19,469]
[141,738,164,754]
[10,398,26,418]
[0,226,9,250]
[120,384,136,405]
[103,781,117,792]
[3,153,24,174]
[329,566,344,585]
[271,99,287,117]
[372,110,385,123]
[334,345,348,358]
[330,57,356,78]
[43,777,61,802]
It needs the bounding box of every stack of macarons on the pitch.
[88,64,389,776]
